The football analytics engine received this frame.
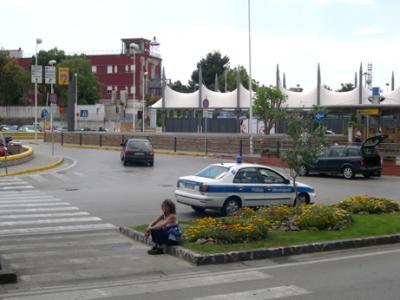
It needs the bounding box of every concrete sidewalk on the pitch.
[0,142,63,177]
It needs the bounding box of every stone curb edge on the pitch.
[0,257,17,284]
[0,156,64,177]
[120,226,400,266]
[61,143,211,157]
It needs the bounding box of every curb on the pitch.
[61,143,212,157]
[0,156,64,177]
[120,226,400,266]
[0,257,17,284]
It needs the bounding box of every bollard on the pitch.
[79,133,82,146]
[174,136,177,152]
[277,141,281,158]
[99,134,102,147]
[61,132,64,145]
[239,139,243,157]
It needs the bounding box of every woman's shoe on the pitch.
[147,247,163,255]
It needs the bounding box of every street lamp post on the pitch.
[49,59,56,156]
[34,38,42,142]
[223,62,230,92]
[74,73,78,130]
[142,71,147,132]
[248,0,254,154]
[129,43,139,132]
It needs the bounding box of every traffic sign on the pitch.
[50,93,57,104]
[202,98,209,109]
[58,67,69,85]
[45,66,56,84]
[314,111,325,122]
[31,65,42,83]
[41,109,48,118]
[80,109,89,118]
[357,108,380,116]
[202,109,212,118]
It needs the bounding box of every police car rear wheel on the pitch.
[295,193,310,205]
[222,197,241,216]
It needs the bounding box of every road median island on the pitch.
[121,195,400,265]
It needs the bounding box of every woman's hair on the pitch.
[162,199,176,214]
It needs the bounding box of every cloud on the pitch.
[316,0,375,5]
[353,25,384,36]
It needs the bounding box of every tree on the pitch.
[282,108,327,203]
[57,55,101,106]
[252,85,287,135]
[336,83,354,92]
[217,65,258,92]
[189,51,229,91]
[169,80,192,93]
[0,51,30,106]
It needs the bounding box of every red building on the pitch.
[17,37,162,104]
[88,37,162,103]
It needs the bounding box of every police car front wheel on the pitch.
[295,193,310,206]
[222,197,241,216]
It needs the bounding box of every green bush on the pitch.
[294,204,352,230]
[336,194,400,214]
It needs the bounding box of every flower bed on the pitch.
[183,195,400,245]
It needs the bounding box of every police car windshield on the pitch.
[195,165,229,179]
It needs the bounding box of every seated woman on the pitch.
[145,199,182,255]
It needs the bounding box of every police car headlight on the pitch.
[199,184,208,193]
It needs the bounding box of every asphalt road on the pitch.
[2,144,400,299]
[23,143,400,227]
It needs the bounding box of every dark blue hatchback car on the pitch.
[120,138,154,166]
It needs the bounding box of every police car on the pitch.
[175,161,316,215]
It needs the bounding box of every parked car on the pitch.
[175,162,316,215]
[1,125,19,131]
[18,125,37,132]
[120,138,154,166]
[298,135,387,179]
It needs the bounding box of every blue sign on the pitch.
[80,109,89,118]
[372,87,380,97]
[314,111,325,122]
[41,109,49,118]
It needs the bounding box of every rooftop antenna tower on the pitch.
[366,62,373,89]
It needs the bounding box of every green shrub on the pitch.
[294,204,352,230]
[337,194,400,214]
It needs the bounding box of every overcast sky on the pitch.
[2,0,399,91]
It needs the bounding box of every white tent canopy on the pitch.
[151,84,400,109]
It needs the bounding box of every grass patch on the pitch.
[132,213,400,254]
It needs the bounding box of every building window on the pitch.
[107,86,113,95]
[130,65,135,72]
[125,65,129,72]
[107,65,113,74]
[131,85,136,95]
[114,65,118,73]
[92,65,97,73]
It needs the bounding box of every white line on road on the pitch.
[50,173,71,181]
[187,285,311,300]
[0,223,116,236]
[0,199,61,204]
[1,270,270,300]
[0,191,43,197]
[0,186,34,190]
[0,195,56,201]
[0,216,101,227]
[0,202,70,208]
[0,181,29,186]
[0,206,80,214]
[0,211,89,220]
[25,174,47,182]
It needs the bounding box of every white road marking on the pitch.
[0,199,61,204]
[188,285,311,299]
[0,211,89,220]
[71,171,85,177]
[0,206,80,214]
[27,174,47,182]
[0,223,116,236]
[0,216,101,227]
[0,185,34,190]
[50,173,71,181]
[0,191,43,197]
[0,181,29,186]
[0,202,70,208]
[1,270,270,300]
[0,195,56,201]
